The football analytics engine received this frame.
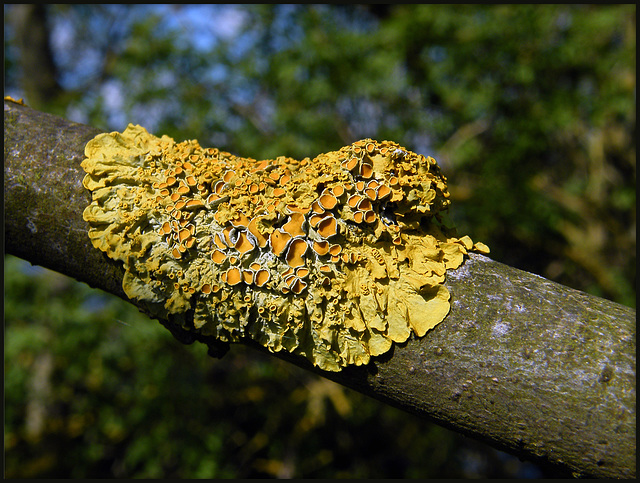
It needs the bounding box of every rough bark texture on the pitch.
[4,100,636,478]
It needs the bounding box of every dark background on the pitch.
[4,4,635,478]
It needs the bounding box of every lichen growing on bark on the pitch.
[81,124,489,371]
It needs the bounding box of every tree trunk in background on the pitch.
[4,100,636,478]
[8,4,62,111]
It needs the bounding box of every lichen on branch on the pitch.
[81,124,489,371]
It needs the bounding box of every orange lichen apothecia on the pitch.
[81,124,489,371]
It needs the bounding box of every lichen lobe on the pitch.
[81,124,489,371]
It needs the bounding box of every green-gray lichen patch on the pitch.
[81,124,489,371]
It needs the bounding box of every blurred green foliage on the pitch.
[4,255,545,478]
[4,4,634,478]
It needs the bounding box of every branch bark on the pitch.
[4,100,635,478]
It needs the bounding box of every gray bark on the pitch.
[4,100,636,478]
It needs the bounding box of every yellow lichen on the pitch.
[81,124,489,372]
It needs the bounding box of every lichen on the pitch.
[81,124,490,371]
[4,95,26,105]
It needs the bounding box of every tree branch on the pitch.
[4,100,635,478]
